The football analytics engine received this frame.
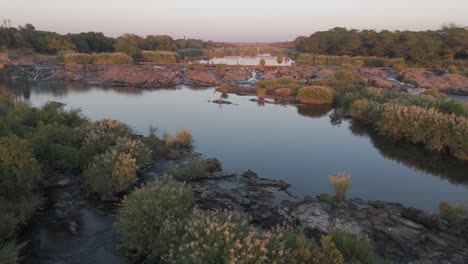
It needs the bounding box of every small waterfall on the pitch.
[237,69,260,87]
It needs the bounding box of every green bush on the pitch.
[92,53,133,64]
[330,229,376,264]
[141,50,179,63]
[80,119,133,167]
[297,86,334,104]
[439,201,467,227]
[333,67,354,91]
[376,104,468,160]
[116,181,193,262]
[27,123,81,172]
[84,137,150,198]
[169,159,207,181]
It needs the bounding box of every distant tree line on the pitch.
[294,25,468,66]
[0,24,213,60]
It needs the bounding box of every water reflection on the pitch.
[296,104,332,118]
[349,120,468,186]
[199,54,294,66]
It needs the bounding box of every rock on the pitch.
[401,207,447,231]
[184,69,222,85]
[242,170,291,190]
[211,99,233,105]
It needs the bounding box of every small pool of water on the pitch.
[3,81,467,211]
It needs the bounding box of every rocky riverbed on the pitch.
[22,147,468,264]
[1,63,468,94]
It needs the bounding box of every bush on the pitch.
[27,123,81,172]
[92,53,133,64]
[439,201,467,227]
[0,136,42,204]
[376,104,468,160]
[116,181,193,262]
[84,137,150,198]
[297,86,334,104]
[172,209,345,264]
[329,172,351,202]
[0,241,24,264]
[163,130,193,149]
[309,79,330,86]
[330,229,376,264]
[63,53,92,65]
[141,50,179,63]
[350,99,371,121]
[333,67,354,91]
[169,159,207,181]
[80,119,133,167]
[274,88,293,97]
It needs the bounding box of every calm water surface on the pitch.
[3,81,467,211]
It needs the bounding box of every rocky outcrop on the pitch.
[143,156,468,263]
[183,69,222,85]
[401,68,468,92]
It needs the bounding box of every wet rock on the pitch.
[211,99,233,105]
[242,170,291,190]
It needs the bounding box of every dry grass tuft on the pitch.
[329,172,351,201]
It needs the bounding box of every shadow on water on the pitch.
[348,120,468,186]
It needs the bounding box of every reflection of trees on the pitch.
[296,104,332,118]
[349,120,468,186]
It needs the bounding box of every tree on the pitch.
[114,34,145,61]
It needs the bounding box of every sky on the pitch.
[2,0,468,42]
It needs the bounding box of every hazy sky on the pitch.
[2,0,468,42]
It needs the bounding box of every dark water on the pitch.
[3,81,468,212]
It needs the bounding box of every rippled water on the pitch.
[3,81,467,211]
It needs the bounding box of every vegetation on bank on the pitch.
[297,86,334,104]
[116,180,376,263]
[0,93,193,262]
[294,25,468,68]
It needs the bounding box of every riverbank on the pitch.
[1,63,468,95]
[25,147,468,263]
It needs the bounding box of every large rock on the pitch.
[401,68,468,92]
[184,69,222,85]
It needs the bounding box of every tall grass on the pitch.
[92,53,133,64]
[141,50,179,63]
[164,130,193,148]
[329,172,351,201]
[257,88,267,99]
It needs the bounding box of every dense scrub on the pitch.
[341,87,468,160]
[297,86,334,104]
[294,25,468,67]
[116,181,364,264]
[141,50,180,63]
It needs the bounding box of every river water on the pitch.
[2,81,467,212]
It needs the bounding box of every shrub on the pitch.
[274,88,293,97]
[63,53,92,65]
[0,136,42,204]
[297,86,334,104]
[259,58,266,67]
[92,53,133,64]
[141,50,179,63]
[0,241,24,264]
[27,123,81,172]
[116,181,193,262]
[350,99,371,121]
[84,137,150,198]
[169,159,207,181]
[329,172,351,201]
[439,201,467,227]
[419,89,446,100]
[333,67,354,91]
[363,87,384,98]
[163,130,193,149]
[330,229,376,264]
[171,209,344,264]
[277,56,283,64]
[376,104,468,160]
[257,88,267,99]
[80,119,133,167]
